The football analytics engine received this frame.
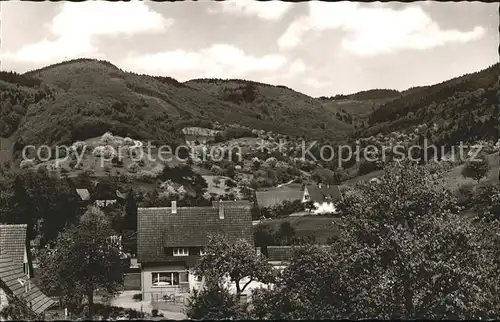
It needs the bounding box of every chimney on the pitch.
[171,200,177,214]
[218,201,224,219]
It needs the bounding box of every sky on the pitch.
[1,1,498,97]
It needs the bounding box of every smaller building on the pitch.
[137,200,254,301]
[302,184,343,215]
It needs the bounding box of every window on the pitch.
[173,248,189,256]
[152,272,180,287]
[199,248,207,256]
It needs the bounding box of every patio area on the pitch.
[108,291,187,320]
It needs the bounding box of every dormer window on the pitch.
[173,248,189,256]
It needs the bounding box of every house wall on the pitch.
[141,264,199,301]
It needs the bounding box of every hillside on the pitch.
[0,58,353,153]
[317,89,401,130]
[361,63,500,145]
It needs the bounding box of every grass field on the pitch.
[123,273,141,291]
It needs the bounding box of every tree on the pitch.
[250,245,344,320]
[37,207,125,319]
[275,221,296,245]
[225,179,237,188]
[462,154,491,183]
[471,183,500,222]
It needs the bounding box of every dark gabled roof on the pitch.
[304,184,343,203]
[137,201,253,263]
[0,254,56,314]
[255,190,303,208]
[0,224,27,266]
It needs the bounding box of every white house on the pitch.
[302,184,343,215]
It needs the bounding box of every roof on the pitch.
[255,190,303,208]
[304,184,343,203]
[75,189,91,201]
[0,224,27,266]
[137,202,253,263]
[116,190,128,199]
[0,254,56,314]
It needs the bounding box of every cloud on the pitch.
[278,2,486,56]
[121,44,288,80]
[209,0,293,20]
[4,1,172,64]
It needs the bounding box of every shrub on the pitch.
[132,293,142,301]
[83,167,95,176]
[151,309,158,317]
[358,160,381,176]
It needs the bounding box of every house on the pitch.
[255,190,303,208]
[137,200,253,301]
[0,254,56,316]
[301,184,343,215]
[0,224,31,278]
